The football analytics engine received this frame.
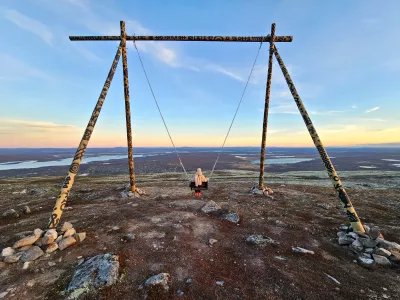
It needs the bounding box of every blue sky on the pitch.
[0,0,399,147]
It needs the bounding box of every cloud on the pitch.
[205,64,244,81]
[0,53,53,81]
[0,119,78,133]
[365,106,380,113]
[4,9,53,45]
[351,105,357,109]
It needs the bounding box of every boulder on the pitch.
[61,222,73,233]
[1,247,15,257]
[13,235,39,249]
[246,235,279,246]
[200,201,221,213]
[20,246,44,262]
[74,232,86,243]
[375,248,391,257]
[220,211,240,223]
[59,236,77,251]
[144,273,170,290]
[372,254,391,266]
[64,228,76,238]
[63,253,119,299]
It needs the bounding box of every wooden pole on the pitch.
[258,23,276,189]
[272,45,365,232]
[69,35,293,43]
[120,21,136,193]
[47,44,122,229]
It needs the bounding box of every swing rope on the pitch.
[209,41,263,178]
[133,36,264,182]
[132,38,191,182]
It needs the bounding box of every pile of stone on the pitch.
[0,222,86,266]
[249,183,273,198]
[337,224,400,267]
[2,205,31,218]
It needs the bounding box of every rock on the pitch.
[111,226,120,231]
[13,235,39,249]
[55,236,63,243]
[216,281,224,286]
[201,201,221,213]
[20,246,44,262]
[4,253,22,263]
[354,231,369,238]
[63,228,76,238]
[316,203,330,210]
[64,254,119,299]
[144,273,170,290]
[359,238,378,248]
[27,279,35,287]
[2,209,19,218]
[44,243,58,253]
[1,247,15,257]
[58,236,77,251]
[358,257,375,265]
[61,222,73,233]
[185,278,193,285]
[208,239,218,247]
[116,183,130,191]
[22,262,30,270]
[177,289,184,296]
[22,206,31,214]
[377,238,400,251]
[0,292,8,299]
[28,188,48,195]
[48,262,56,267]
[220,211,240,223]
[337,231,346,238]
[389,250,400,266]
[339,225,350,232]
[122,233,135,241]
[363,225,371,233]
[338,235,354,245]
[33,228,43,238]
[369,227,380,239]
[375,248,391,257]
[364,248,375,254]
[246,235,279,246]
[45,229,58,240]
[372,254,391,266]
[292,247,315,254]
[347,232,359,239]
[74,232,86,243]
[351,239,364,252]
[34,238,43,247]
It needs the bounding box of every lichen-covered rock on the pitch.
[1,247,15,257]
[220,211,240,223]
[375,248,391,257]
[372,254,391,266]
[200,201,221,213]
[74,232,86,243]
[13,235,39,249]
[58,236,77,251]
[61,222,73,233]
[246,235,279,246]
[64,228,76,238]
[144,273,170,290]
[63,253,119,299]
[20,246,44,262]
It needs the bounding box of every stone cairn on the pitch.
[337,224,400,267]
[0,222,86,266]
[249,182,274,198]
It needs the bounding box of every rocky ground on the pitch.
[0,170,400,299]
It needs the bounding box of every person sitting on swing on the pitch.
[194,168,208,197]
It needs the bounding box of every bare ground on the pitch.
[0,171,400,299]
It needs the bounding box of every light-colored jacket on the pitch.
[194,168,208,186]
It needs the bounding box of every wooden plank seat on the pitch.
[189,181,208,190]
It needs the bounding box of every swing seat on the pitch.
[189,181,208,190]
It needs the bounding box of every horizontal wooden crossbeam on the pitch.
[69,35,293,42]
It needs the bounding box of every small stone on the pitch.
[4,253,22,263]
[372,254,391,266]
[41,236,55,246]
[246,235,279,246]
[358,257,374,265]
[347,232,359,239]
[20,246,44,262]
[61,222,73,233]
[44,243,58,253]
[112,226,120,231]
[22,262,30,270]
[22,206,31,214]
[363,225,371,233]
[122,233,135,241]
[339,225,349,232]
[338,235,354,245]
[77,258,84,265]
[375,248,391,257]
[34,238,43,247]
[216,281,224,286]
[33,228,43,238]
[359,238,378,248]
[200,201,221,213]
[185,278,193,285]
[74,232,86,243]
[58,236,77,250]
[377,238,400,251]
[351,239,364,252]
[27,280,35,287]
[2,209,19,218]
[144,273,170,290]
[337,231,346,238]
[0,292,8,299]
[364,248,375,254]
[177,289,184,296]
[220,211,240,223]
[1,247,15,257]
[55,236,63,243]
[292,247,314,254]
[208,239,218,247]
[63,228,76,238]
[369,227,380,239]
[13,235,39,249]
[316,203,330,210]
[45,229,58,241]
[48,262,56,267]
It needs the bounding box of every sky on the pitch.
[0,0,399,148]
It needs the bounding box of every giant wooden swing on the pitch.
[47,22,365,233]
